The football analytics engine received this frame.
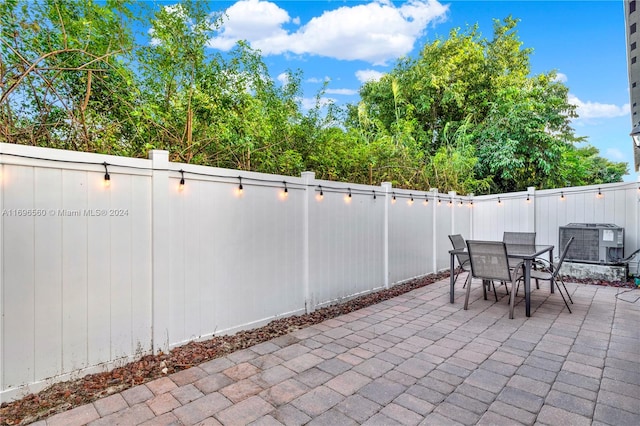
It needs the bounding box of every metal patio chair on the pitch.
[448,234,471,287]
[465,240,524,318]
[503,231,539,288]
[525,236,575,313]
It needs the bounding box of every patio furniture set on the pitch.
[448,232,574,319]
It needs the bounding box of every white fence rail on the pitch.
[1,142,638,401]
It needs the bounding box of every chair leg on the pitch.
[509,278,518,319]
[552,278,572,313]
[464,274,472,310]
[557,277,573,304]
[491,281,498,302]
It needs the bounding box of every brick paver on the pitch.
[47,404,100,426]
[29,278,639,425]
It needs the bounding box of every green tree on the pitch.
[558,145,629,186]
[349,16,627,193]
[0,0,140,154]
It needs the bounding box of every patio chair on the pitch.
[465,240,524,318]
[503,231,539,289]
[525,236,575,313]
[503,231,536,245]
[448,234,471,287]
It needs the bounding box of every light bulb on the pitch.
[178,170,185,191]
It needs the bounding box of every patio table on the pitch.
[449,244,554,317]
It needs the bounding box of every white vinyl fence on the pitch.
[1,142,638,402]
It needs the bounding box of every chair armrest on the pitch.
[511,261,525,279]
[533,257,553,271]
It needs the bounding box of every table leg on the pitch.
[549,248,555,294]
[525,259,532,317]
[450,252,455,303]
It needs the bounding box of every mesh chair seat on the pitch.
[503,232,538,287]
[465,240,524,319]
[503,232,536,245]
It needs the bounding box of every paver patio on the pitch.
[35,276,640,425]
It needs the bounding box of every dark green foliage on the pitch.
[0,3,627,192]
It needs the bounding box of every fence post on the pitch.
[527,186,536,233]
[469,193,475,240]
[449,191,457,234]
[0,160,4,394]
[636,178,640,274]
[431,188,439,273]
[301,171,315,313]
[382,182,392,289]
[149,150,170,353]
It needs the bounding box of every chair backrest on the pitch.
[553,236,575,278]
[449,234,470,266]
[466,240,512,281]
[503,232,536,245]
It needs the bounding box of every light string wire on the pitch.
[1,151,637,199]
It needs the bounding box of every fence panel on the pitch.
[309,182,385,306]
[388,191,435,283]
[535,184,640,265]
[0,144,153,401]
[166,169,306,347]
[435,196,453,271]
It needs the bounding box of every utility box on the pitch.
[559,223,624,264]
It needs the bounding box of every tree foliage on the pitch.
[353,16,627,193]
[0,2,628,193]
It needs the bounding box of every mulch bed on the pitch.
[0,271,636,425]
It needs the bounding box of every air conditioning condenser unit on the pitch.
[559,223,624,265]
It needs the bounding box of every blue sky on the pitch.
[194,0,632,179]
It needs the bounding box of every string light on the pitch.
[498,197,502,205]
[179,169,185,191]
[103,162,111,188]
[448,199,452,207]
[597,188,603,198]
[392,192,397,204]
[526,194,530,203]
[437,197,441,206]
[316,185,323,201]
[237,176,243,195]
[408,194,414,205]
[344,187,352,203]
[459,199,463,206]
[280,181,288,200]
[372,190,376,200]
[560,191,565,200]
[424,195,429,205]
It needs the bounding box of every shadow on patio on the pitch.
[41,276,640,426]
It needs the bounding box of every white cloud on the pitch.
[325,88,358,95]
[568,94,630,120]
[207,0,292,51]
[299,96,335,111]
[207,0,449,64]
[306,77,330,83]
[553,72,568,83]
[356,69,385,83]
[277,72,289,85]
